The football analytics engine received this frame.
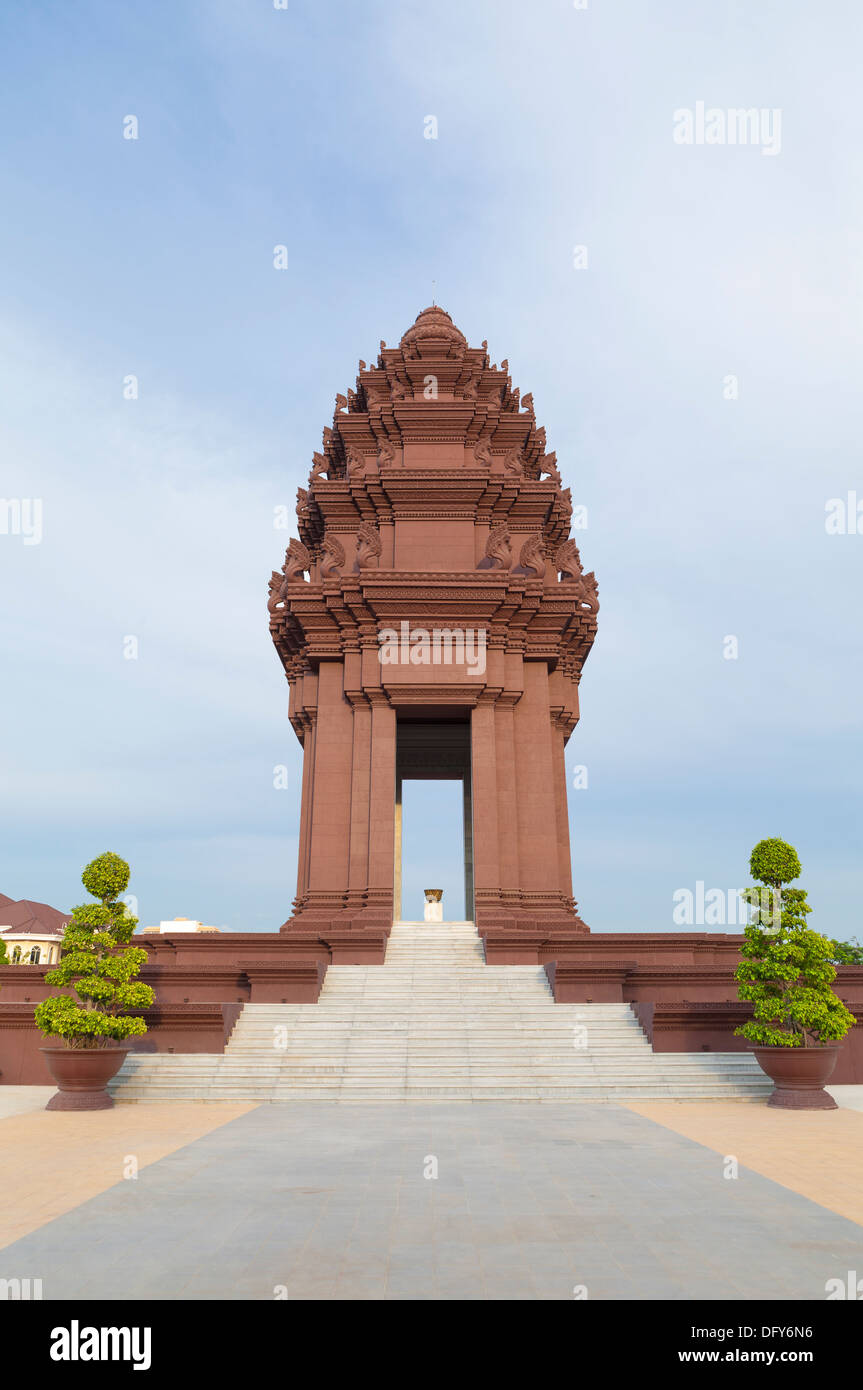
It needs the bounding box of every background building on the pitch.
[0,894,69,966]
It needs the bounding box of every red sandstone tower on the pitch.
[269,307,598,953]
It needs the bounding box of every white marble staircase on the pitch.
[110,921,771,1102]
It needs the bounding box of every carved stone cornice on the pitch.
[382,683,485,707]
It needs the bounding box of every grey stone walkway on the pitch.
[3,1103,862,1300]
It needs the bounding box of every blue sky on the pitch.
[1,1,861,935]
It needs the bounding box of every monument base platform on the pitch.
[3,925,862,1087]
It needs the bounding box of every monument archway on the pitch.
[268,305,599,952]
[394,718,473,923]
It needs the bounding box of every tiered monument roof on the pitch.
[268,306,598,733]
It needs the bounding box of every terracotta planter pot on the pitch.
[41,1045,130,1111]
[752,1044,840,1110]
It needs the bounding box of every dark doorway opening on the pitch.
[394,719,474,922]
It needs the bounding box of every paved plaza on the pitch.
[2,1097,863,1300]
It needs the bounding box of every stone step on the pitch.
[118,1047,759,1064]
[229,1024,649,1033]
[232,1013,634,1022]
[229,1036,652,1044]
[109,920,769,1103]
[220,1062,757,1074]
[235,1012,632,1021]
[226,1042,657,1053]
[114,1070,767,1086]
[117,1061,764,1080]
[113,1085,770,1103]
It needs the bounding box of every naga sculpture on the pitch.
[538,451,562,485]
[320,534,345,579]
[267,570,286,614]
[519,534,547,578]
[346,445,366,479]
[474,434,494,469]
[378,437,397,468]
[283,537,311,581]
[503,447,523,477]
[573,571,600,614]
[485,524,513,570]
[554,538,584,580]
[554,538,598,612]
[356,522,382,570]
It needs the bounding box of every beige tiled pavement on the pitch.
[0,1101,258,1248]
[628,1099,863,1228]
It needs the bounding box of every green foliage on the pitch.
[81,851,130,903]
[749,837,801,888]
[0,937,7,966]
[34,853,154,1049]
[832,938,863,966]
[735,840,855,1047]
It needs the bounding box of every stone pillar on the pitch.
[346,696,373,910]
[552,719,574,904]
[393,774,403,921]
[358,696,396,929]
[295,712,316,903]
[494,693,520,907]
[286,662,354,929]
[462,774,474,921]
[470,699,500,922]
[513,663,570,918]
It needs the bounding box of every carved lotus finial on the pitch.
[283,537,311,581]
[399,305,467,349]
[519,534,546,578]
[356,521,382,570]
[320,534,345,579]
[485,524,513,570]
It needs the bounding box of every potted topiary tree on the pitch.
[34,852,154,1110]
[735,838,855,1109]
